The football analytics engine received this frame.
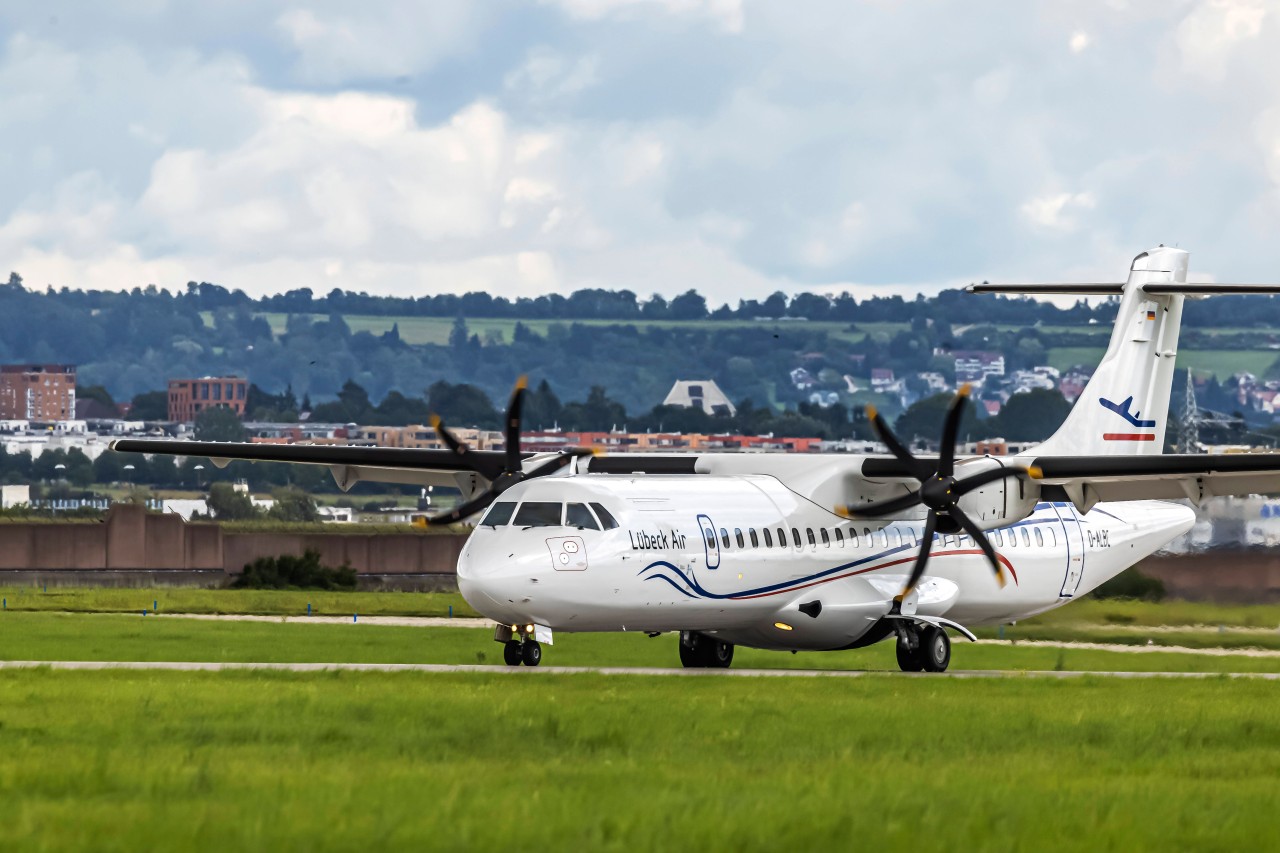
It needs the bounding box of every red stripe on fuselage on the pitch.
[728,549,1018,600]
[1102,433,1155,441]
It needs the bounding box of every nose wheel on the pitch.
[502,639,542,667]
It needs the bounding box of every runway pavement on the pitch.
[1,660,1278,679]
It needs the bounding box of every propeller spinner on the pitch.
[425,377,593,525]
[839,385,1040,598]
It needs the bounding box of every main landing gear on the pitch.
[679,631,734,669]
[894,623,951,673]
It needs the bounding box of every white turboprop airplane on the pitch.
[116,247,1280,672]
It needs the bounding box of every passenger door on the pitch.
[697,514,720,569]
[1051,503,1085,597]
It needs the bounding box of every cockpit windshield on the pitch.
[565,503,599,530]
[513,502,563,528]
[480,501,516,527]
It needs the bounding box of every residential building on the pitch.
[0,364,76,420]
[951,351,1006,383]
[870,368,896,392]
[168,376,248,422]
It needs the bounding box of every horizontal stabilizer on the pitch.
[965,283,1124,295]
[968,282,1280,296]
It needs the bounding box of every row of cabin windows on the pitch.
[709,523,1057,552]
[479,501,620,531]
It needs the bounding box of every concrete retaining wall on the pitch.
[0,504,465,588]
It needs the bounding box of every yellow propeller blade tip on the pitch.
[865,404,878,420]
[1027,465,1043,479]
[429,414,442,429]
[515,375,529,390]
[996,568,1008,588]
[834,506,851,518]
[958,383,972,397]
[590,446,606,457]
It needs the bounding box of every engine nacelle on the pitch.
[953,457,1039,530]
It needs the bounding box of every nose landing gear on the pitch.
[495,625,543,667]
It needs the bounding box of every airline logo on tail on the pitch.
[1099,396,1156,442]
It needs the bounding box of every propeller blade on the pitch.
[838,490,922,519]
[936,384,971,477]
[423,489,497,527]
[504,376,528,474]
[952,464,1036,497]
[865,405,930,479]
[950,506,1007,588]
[430,414,470,458]
[900,511,939,597]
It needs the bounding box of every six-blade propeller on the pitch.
[425,376,593,525]
[838,385,1039,598]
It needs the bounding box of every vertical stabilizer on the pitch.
[1031,247,1187,456]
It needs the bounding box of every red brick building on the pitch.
[0,364,76,420]
[168,376,248,423]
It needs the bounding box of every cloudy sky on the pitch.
[0,0,1277,304]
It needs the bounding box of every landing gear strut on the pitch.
[895,624,951,673]
[678,632,734,669]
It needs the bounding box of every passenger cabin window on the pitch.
[480,501,516,528]
[763,528,773,547]
[834,528,844,546]
[849,528,859,547]
[566,503,599,530]
[513,502,563,528]
[806,528,816,547]
[749,528,759,548]
[820,528,830,547]
[721,528,731,549]
[735,528,745,549]
[1021,528,1030,547]
[589,503,620,530]
[1035,528,1044,547]
[1048,528,1057,546]
[777,528,787,547]
[705,530,716,549]
[993,530,1003,546]
[792,528,802,548]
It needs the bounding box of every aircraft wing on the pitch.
[1026,452,1280,508]
[109,438,516,491]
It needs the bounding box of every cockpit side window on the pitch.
[513,502,563,528]
[566,503,600,531]
[589,502,620,530]
[480,501,517,527]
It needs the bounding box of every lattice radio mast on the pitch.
[1178,369,1200,453]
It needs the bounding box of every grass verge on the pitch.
[0,588,478,618]
[3,613,1280,672]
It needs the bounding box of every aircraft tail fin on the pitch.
[1021,247,1188,456]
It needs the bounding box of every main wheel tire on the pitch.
[521,640,542,667]
[920,625,951,673]
[679,634,702,668]
[706,639,734,669]
[896,632,924,672]
[503,641,523,666]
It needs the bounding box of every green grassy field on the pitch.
[0,588,477,618]
[1048,346,1279,378]
[0,669,1276,851]
[3,612,1280,673]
